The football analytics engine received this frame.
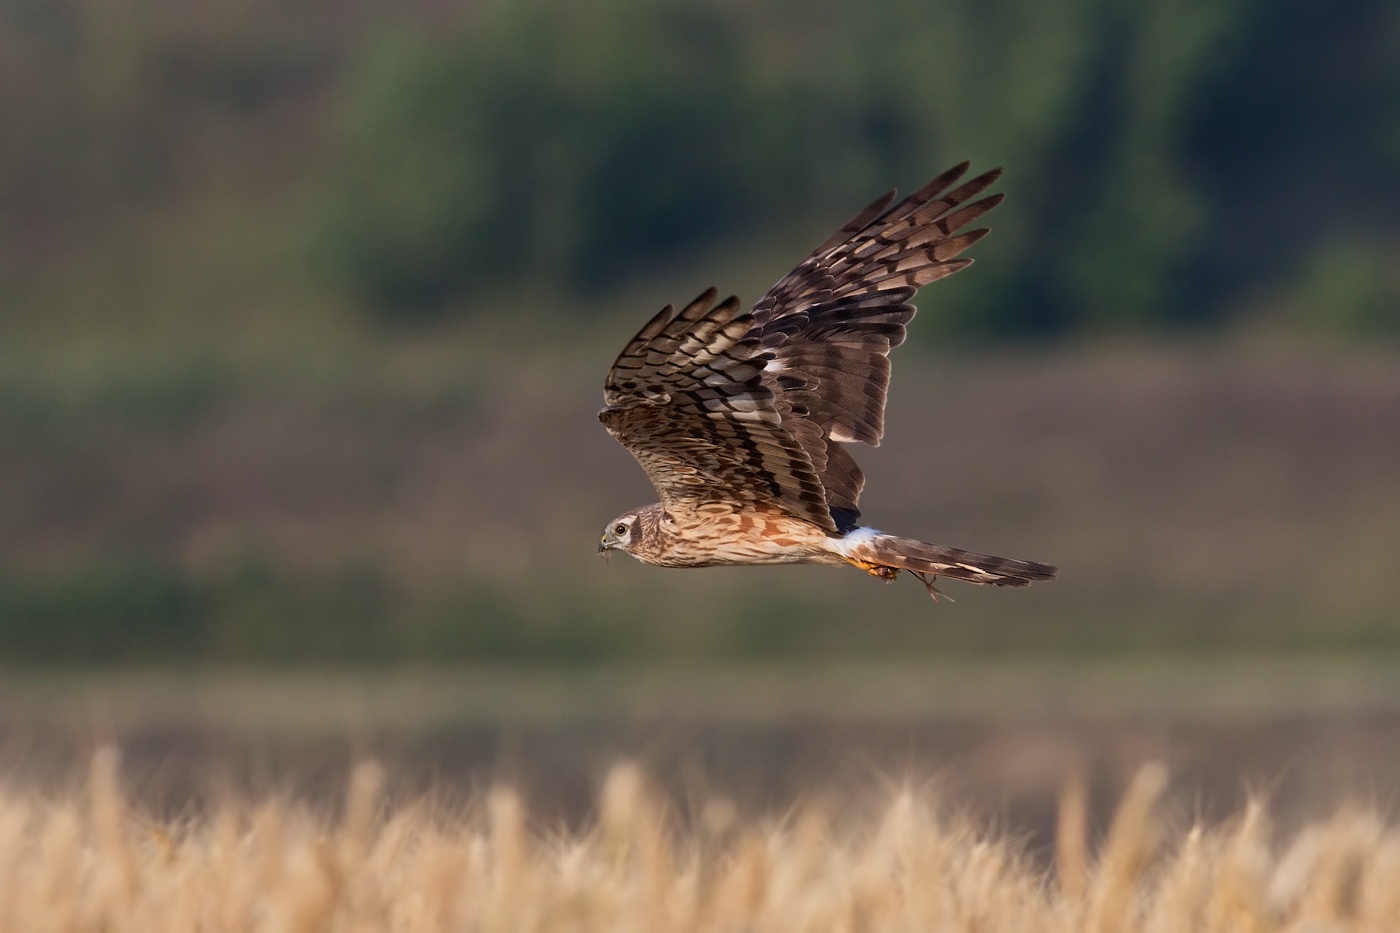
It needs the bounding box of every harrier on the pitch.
[598,162,1056,598]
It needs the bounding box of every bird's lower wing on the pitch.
[601,289,837,533]
[599,400,834,531]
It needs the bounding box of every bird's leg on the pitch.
[848,559,900,583]
[908,570,952,602]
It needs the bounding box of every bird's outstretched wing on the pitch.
[600,288,839,533]
[751,162,1003,529]
[601,162,1002,535]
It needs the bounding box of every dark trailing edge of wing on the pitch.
[748,161,1005,528]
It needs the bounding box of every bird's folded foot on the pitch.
[848,559,900,582]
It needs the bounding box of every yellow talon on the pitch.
[849,559,899,582]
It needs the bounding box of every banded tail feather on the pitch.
[833,528,1057,590]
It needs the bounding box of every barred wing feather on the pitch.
[600,288,837,533]
[750,162,1004,525]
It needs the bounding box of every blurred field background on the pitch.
[3,0,1400,898]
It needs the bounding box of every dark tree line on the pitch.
[1,0,1397,338]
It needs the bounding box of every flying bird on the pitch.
[598,162,1056,598]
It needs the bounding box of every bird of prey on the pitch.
[597,162,1056,598]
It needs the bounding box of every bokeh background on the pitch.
[2,0,1400,838]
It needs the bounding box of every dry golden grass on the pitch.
[1,750,1397,931]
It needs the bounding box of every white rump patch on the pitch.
[829,526,882,557]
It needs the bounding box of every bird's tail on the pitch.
[836,530,1057,589]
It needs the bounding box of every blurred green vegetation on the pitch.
[2,0,1400,664]
[4,343,1400,664]
[2,0,1398,342]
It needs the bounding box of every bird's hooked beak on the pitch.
[598,539,611,561]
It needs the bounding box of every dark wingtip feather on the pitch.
[931,227,991,260]
[684,286,719,312]
[713,294,741,314]
[969,192,1006,216]
[813,189,899,254]
[940,168,1003,208]
[925,160,973,194]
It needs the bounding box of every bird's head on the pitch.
[599,508,646,557]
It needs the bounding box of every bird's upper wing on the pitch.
[600,288,838,533]
[749,161,1004,528]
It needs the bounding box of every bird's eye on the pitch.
[614,523,628,536]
